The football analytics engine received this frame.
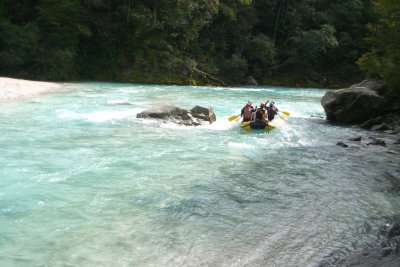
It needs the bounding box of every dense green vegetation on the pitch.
[0,0,397,88]
[357,0,400,90]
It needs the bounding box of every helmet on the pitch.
[260,102,265,108]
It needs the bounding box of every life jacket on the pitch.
[270,105,277,114]
[243,107,252,121]
[255,108,265,121]
[268,105,277,120]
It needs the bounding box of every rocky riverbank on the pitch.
[321,80,400,136]
[321,81,400,266]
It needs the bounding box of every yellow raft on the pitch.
[240,120,277,131]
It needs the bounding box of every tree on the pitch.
[0,0,380,87]
[357,0,400,90]
[0,20,41,78]
[35,0,87,80]
[286,24,338,67]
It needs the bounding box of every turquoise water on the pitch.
[0,83,399,266]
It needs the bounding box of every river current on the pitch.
[0,83,399,266]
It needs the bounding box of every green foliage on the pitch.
[287,24,338,65]
[0,0,384,88]
[358,0,400,89]
[37,0,86,48]
[0,20,41,78]
[245,34,276,66]
[35,49,77,80]
[316,0,375,84]
[220,53,248,82]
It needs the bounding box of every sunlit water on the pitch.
[0,83,399,266]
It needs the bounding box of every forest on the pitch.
[0,0,398,89]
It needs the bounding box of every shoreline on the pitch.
[0,77,72,102]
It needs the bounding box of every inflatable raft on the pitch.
[240,120,277,131]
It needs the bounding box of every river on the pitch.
[0,83,399,266]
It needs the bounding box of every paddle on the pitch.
[276,110,290,121]
[228,114,240,121]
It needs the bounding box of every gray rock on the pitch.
[321,80,386,123]
[361,116,385,129]
[388,222,400,239]
[336,142,348,147]
[371,123,392,131]
[348,136,362,141]
[136,105,216,126]
[351,79,386,94]
[190,105,216,123]
[367,137,387,147]
[321,79,400,132]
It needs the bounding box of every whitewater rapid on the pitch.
[0,82,399,266]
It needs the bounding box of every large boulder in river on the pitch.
[321,79,400,133]
[136,105,216,126]
[321,79,386,123]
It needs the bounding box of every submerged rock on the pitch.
[388,222,400,239]
[336,141,348,148]
[348,136,362,141]
[136,105,216,126]
[367,137,387,147]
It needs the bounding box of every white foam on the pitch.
[115,89,144,94]
[209,86,274,92]
[83,110,137,122]
[201,119,238,131]
[159,121,193,130]
[56,109,80,119]
[228,142,256,149]
[57,109,139,122]
[226,154,251,162]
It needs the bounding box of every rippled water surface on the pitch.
[0,83,399,266]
